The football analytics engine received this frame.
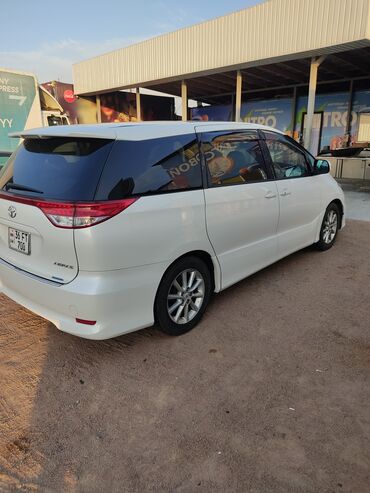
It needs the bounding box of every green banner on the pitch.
[0,71,36,164]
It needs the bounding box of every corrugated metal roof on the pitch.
[73,0,370,95]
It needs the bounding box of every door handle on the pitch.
[265,191,277,199]
[280,190,292,197]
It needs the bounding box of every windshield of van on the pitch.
[0,137,114,201]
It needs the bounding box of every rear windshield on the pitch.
[0,137,113,201]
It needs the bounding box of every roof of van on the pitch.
[10,121,283,141]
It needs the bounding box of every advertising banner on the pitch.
[141,94,174,120]
[42,81,78,124]
[295,91,370,149]
[192,90,370,151]
[100,91,174,122]
[241,98,293,134]
[295,92,349,149]
[0,70,37,164]
[192,104,232,121]
[100,92,137,123]
[191,99,294,133]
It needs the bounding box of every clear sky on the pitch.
[1,0,263,83]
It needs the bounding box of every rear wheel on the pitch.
[315,203,340,251]
[155,256,212,336]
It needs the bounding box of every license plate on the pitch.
[8,227,31,255]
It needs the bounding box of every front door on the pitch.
[262,131,322,257]
[197,127,279,290]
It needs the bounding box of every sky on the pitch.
[1,0,263,83]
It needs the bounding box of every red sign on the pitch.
[64,89,75,104]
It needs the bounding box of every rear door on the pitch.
[197,127,279,290]
[0,137,114,283]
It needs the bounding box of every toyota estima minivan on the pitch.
[0,122,344,339]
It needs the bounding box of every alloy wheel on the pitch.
[167,269,205,324]
[323,210,338,244]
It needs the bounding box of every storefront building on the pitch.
[73,0,370,155]
[191,88,370,155]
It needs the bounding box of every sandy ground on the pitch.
[0,220,370,493]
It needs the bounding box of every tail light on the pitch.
[0,192,138,228]
[40,198,138,228]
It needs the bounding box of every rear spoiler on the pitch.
[9,124,118,140]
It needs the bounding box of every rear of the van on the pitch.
[0,129,161,339]
[0,124,212,339]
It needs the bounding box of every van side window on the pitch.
[264,133,311,179]
[95,135,202,200]
[201,131,267,187]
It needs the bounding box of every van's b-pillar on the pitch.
[181,80,188,121]
[304,56,326,153]
[235,70,242,122]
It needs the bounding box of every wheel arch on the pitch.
[157,250,220,296]
[153,250,218,334]
[175,250,218,291]
[315,198,344,243]
[331,198,344,228]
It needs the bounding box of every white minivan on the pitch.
[0,122,344,339]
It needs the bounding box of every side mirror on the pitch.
[314,159,330,175]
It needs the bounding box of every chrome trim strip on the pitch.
[0,256,63,287]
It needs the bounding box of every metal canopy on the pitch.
[147,46,370,104]
[73,0,370,96]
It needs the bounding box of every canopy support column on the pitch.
[136,88,141,121]
[181,80,188,121]
[344,79,354,146]
[96,95,102,123]
[304,56,326,153]
[235,70,242,122]
[291,86,298,140]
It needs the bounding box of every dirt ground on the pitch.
[0,220,370,493]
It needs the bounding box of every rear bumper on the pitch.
[0,259,168,339]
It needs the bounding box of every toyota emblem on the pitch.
[8,206,17,219]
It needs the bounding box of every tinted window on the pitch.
[96,135,202,200]
[0,138,113,201]
[265,133,310,179]
[201,131,267,186]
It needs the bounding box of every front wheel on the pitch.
[154,256,212,336]
[315,203,340,251]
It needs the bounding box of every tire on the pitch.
[315,202,340,251]
[154,256,212,336]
